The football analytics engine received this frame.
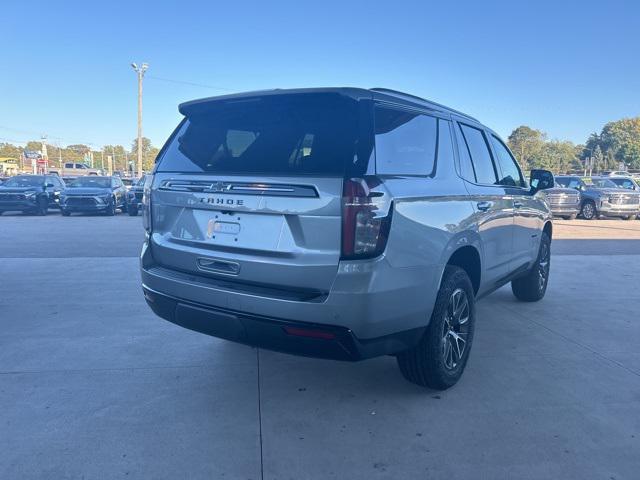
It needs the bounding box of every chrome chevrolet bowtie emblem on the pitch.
[208,181,226,192]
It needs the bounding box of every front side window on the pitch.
[458,124,498,184]
[374,107,438,175]
[490,135,525,187]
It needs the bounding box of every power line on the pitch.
[146,74,235,92]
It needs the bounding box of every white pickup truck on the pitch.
[49,163,102,176]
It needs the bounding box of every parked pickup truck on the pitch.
[556,175,640,220]
[50,163,102,176]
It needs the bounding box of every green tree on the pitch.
[592,145,604,172]
[131,137,158,173]
[532,140,577,173]
[0,142,22,159]
[507,126,546,171]
[600,118,640,169]
[103,145,128,172]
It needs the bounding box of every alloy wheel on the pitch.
[442,288,470,371]
[538,240,550,292]
[582,202,595,219]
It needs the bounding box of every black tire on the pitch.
[35,197,48,216]
[581,201,597,220]
[512,231,551,302]
[128,206,139,216]
[61,209,71,216]
[396,266,476,390]
[626,215,635,221]
[105,199,116,216]
[567,214,577,220]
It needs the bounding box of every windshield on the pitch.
[67,177,111,188]
[157,94,369,176]
[2,176,45,188]
[592,178,618,188]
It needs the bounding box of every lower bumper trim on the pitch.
[142,285,425,361]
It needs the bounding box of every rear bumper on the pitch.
[140,239,439,357]
[142,285,424,361]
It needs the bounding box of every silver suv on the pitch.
[140,88,554,390]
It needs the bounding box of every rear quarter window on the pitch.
[374,107,437,175]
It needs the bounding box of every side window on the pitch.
[458,124,497,184]
[374,107,438,175]
[454,123,476,182]
[490,135,525,187]
[437,119,455,168]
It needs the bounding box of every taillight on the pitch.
[341,177,392,260]
[142,174,153,233]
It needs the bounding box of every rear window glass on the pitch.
[157,94,366,176]
[374,107,437,175]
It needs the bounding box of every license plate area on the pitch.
[207,220,241,237]
[182,209,290,251]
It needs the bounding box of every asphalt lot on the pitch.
[1,213,639,479]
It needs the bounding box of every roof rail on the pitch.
[369,88,479,123]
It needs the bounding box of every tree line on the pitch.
[507,117,640,173]
[0,137,160,173]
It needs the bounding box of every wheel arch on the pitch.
[444,245,481,296]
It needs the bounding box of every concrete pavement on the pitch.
[1,215,639,479]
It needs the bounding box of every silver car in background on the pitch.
[140,88,554,390]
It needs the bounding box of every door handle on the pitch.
[476,201,492,211]
[513,201,523,209]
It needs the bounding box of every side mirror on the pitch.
[530,169,554,193]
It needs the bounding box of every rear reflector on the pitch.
[283,326,337,340]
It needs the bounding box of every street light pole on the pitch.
[131,62,148,178]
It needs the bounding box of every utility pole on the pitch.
[40,135,48,174]
[58,143,63,176]
[131,62,148,178]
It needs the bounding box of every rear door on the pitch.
[150,92,373,295]
[453,121,514,288]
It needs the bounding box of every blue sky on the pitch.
[2,0,639,149]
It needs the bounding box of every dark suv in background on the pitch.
[125,175,147,216]
[140,87,554,390]
[0,174,65,215]
[60,176,128,216]
[556,175,640,220]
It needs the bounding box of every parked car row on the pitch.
[545,176,640,220]
[0,174,146,216]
